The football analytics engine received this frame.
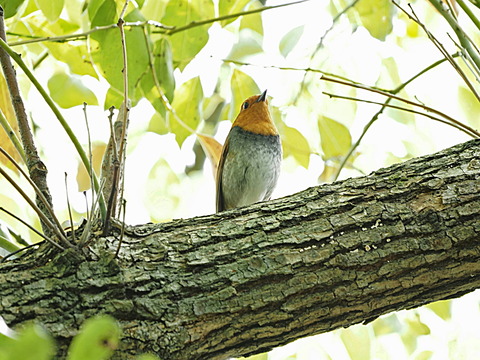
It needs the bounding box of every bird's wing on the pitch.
[216,134,230,212]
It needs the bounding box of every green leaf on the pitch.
[0,323,55,360]
[458,85,480,129]
[90,5,149,98]
[161,0,214,70]
[340,326,371,360]
[279,25,303,57]
[67,315,120,360]
[218,0,250,26]
[104,87,123,110]
[0,0,26,18]
[318,116,352,160]
[48,72,98,108]
[282,125,310,168]
[148,111,169,135]
[171,76,203,146]
[229,69,260,120]
[35,0,64,22]
[352,0,394,41]
[239,1,263,35]
[140,37,175,113]
[227,31,263,60]
[426,299,451,321]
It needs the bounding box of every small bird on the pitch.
[216,90,282,212]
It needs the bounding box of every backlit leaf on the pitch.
[171,77,203,146]
[76,142,106,192]
[230,69,260,120]
[1,0,26,18]
[219,0,250,26]
[35,0,64,22]
[426,299,451,321]
[279,25,303,57]
[318,116,352,160]
[240,1,263,35]
[161,0,214,70]
[352,0,394,41]
[48,72,98,109]
[282,125,310,168]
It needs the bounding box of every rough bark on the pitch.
[1,139,479,359]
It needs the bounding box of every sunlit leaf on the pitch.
[227,32,263,60]
[371,314,401,336]
[426,299,451,321]
[67,315,120,360]
[318,116,352,160]
[415,351,433,360]
[35,0,64,22]
[0,323,55,360]
[48,72,98,108]
[279,25,303,57]
[230,69,260,120]
[104,87,123,110]
[352,0,394,41]
[140,37,175,116]
[282,125,310,168]
[458,85,480,129]
[0,74,22,169]
[219,0,250,26]
[161,0,214,70]
[76,142,106,192]
[340,326,371,360]
[148,111,169,135]
[90,3,148,97]
[1,0,26,18]
[171,76,203,146]
[240,1,263,35]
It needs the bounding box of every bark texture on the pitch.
[1,139,479,359]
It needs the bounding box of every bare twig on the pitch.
[0,6,56,237]
[64,173,76,243]
[323,92,479,138]
[103,1,130,235]
[0,35,107,218]
[0,206,50,242]
[0,147,71,247]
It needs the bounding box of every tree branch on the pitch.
[1,139,479,359]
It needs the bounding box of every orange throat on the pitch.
[232,103,278,136]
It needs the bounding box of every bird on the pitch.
[216,89,282,212]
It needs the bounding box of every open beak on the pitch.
[256,89,267,102]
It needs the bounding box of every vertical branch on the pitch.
[102,0,130,235]
[0,6,56,237]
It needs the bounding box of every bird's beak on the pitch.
[256,89,267,102]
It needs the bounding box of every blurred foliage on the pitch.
[0,0,479,358]
[0,315,159,360]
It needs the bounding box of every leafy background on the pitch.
[0,0,479,359]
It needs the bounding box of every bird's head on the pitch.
[232,90,278,136]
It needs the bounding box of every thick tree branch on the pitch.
[1,139,479,359]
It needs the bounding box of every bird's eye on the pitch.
[242,101,249,110]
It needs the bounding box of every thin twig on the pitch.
[320,75,477,136]
[0,241,44,263]
[0,206,51,242]
[0,7,56,236]
[64,172,76,243]
[114,199,126,259]
[323,92,479,138]
[0,166,65,250]
[0,37,107,218]
[0,146,71,247]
